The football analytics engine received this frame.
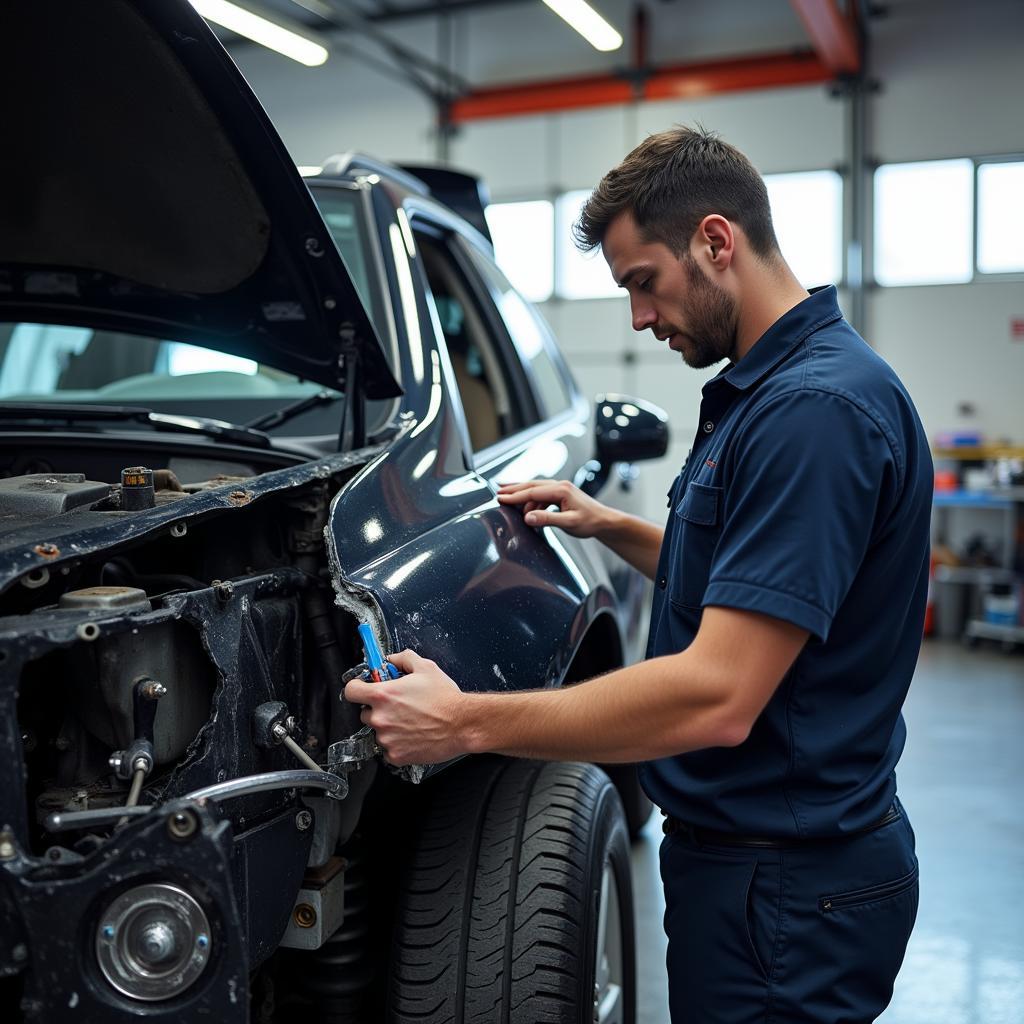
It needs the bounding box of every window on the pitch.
[484,201,555,303]
[764,170,843,288]
[978,161,1024,274]
[874,159,974,286]
[554,190,623,300]
[466,246,574,419]
[309,186,387,332]
[415,230,528,451]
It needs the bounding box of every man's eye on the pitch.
[638,278,653,292]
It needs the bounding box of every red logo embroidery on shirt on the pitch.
[705,459,717,469]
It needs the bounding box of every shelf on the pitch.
[933,566,1018,585]
[933,446,1024,461]
[965,619,1024,643]
[933,489,1018,509]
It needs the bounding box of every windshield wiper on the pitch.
[0,403,272,449]
[246,390,339,431]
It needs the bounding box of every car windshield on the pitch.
[0,189,392,438]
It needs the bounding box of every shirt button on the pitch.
[703,421,715,434]
[658,576,667,590]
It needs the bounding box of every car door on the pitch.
[459,238,652,663]
[325,202,620,744]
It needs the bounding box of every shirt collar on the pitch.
[713,285,843,393]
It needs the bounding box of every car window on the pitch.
[465,246,575,419]
[309,186,387,336]
[413,229,533,452]
[0,323,396,439]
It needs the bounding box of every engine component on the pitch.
[253,700,324,773]
[279,856,346,951]
[109,677,168,813]
[44,770,350,833]
[286,844,375,1020]
[121,466,156,511]
[54,598,213,767]
[95,882,212,1001]
[0,473,110,519]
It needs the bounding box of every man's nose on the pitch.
[631,299,657,333]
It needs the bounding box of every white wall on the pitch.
[228,0,1024,521]
[866,0,1024,448]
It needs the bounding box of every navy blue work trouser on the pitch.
[660,803,918,1023]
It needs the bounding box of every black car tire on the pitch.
[387,757,636,1024]
[600,763,655,840]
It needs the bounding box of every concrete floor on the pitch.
[629,640,1024,1023]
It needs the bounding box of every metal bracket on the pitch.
[326,726,379,771]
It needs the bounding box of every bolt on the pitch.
[140,680,167,700]
[11,943,27,963]
[108,751,123,773]
[293,903,317,929]
[138,922,177,965]
[197,934,209,950]
[170,521,187,538]
[102,925,115,940]
[0,832,16,860]
[324,297,337,309]
[167,809,198,840]
[295,810,313,832]
[33,543,59,559]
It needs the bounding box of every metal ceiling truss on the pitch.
[270,0,864,126]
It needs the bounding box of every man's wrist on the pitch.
[594,505,633,543]
[454,692,488,755]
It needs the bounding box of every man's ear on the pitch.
[695,215,734,272]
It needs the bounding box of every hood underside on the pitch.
[0,0,401,400]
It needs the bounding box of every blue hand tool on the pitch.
[357,623,401,681]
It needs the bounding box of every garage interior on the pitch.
[3,0,1022,1021]
[210,2,1023,1019]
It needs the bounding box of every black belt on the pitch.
[663,804,901,849]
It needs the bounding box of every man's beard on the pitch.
[676,255,738,369]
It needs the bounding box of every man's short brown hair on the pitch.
[574,125,780,261]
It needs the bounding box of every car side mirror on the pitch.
[595,394,669,464]
[577,395,670,496]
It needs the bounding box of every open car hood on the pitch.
[0,0,401,400]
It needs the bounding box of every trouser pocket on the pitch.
[819,865,919,913]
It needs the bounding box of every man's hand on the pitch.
[496,479,611,537]
[498,478,664,580]
[342,650,471,766]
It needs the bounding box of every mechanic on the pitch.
[345,125,932,1023]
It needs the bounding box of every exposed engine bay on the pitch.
[0,442,401,1020]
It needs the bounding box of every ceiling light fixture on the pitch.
[541,0,623,52]
[190,0,329,66]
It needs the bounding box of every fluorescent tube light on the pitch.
[541,0,623,52]
[190,0,329,66]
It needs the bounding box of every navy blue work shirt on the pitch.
[641,286,933,838]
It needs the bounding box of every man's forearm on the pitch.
[456,650,740,763]
[595,509,664,581]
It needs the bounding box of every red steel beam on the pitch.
[449,50,831,123]
[788,0,861,75]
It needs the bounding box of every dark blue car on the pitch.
[0,3,669,1022]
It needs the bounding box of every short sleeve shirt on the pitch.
[641,286,933,838]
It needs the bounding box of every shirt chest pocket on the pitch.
[671,482,723,609]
